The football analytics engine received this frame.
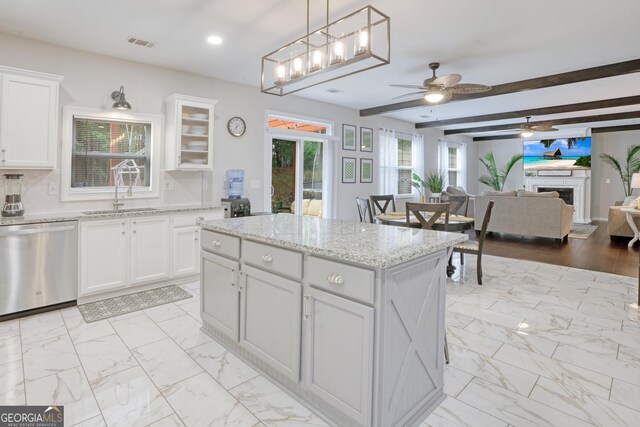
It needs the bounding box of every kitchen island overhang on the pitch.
[198,215,467,427]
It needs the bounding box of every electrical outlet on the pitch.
[48,182,59,195]
[164,181,175,191]
[605,178,611,184]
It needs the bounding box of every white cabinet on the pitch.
[240,264,302,381]
[80,219,128,295]
[201,251,239,340]
[80,216,170,296]
[130,216,170,284]
[173,209,224,277]
[165,94,217,171]
[0,68,62,169]
[173,226,200,277]
[303,287,374,425]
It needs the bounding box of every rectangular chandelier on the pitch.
[261,5,390,96]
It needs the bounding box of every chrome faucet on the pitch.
[112,162,133,210]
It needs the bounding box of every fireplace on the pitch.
[538,187,574,205]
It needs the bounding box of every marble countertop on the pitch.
[0,205,223,226]
[200,215,468,268]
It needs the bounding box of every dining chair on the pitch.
[370,194,396,216]
[447,195,469,217]
[454,200,495,285]
[356,197,374,223]
[405,202,450,230]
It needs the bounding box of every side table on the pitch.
[621,208,640,248]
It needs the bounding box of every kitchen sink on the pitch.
[83,208,161,215]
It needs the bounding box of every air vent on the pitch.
[326,88,343,94]
[127,36,156,48]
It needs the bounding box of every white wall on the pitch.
[0,32,423,220]
[476,138,525,192]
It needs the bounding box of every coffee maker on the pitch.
[221,198,251,218]
[2,174,25,217]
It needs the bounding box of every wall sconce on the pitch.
[111,86,132,110]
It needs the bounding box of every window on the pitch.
[72,118,150,189]
[397,139,413,195]
[61,107,161,201]
[439,141,466,190]
[448,146,459,186]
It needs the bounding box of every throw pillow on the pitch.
[480,190,517,196]
[631,196,640,210]
[517,190,559,198]
[445,186,467,196]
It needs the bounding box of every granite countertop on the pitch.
[0,205,223,226]
[200,215,468,268]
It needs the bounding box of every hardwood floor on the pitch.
[465,220,639,277]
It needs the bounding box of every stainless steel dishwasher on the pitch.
[0,221,78,317]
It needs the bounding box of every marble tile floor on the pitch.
[0,254,638,427]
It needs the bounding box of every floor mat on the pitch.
[78,285,193,323]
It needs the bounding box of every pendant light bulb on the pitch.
[424,91,444,104]
[521,129,534,138]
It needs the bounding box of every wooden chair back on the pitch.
[477,200,495,252]
[405,202,450,231]
[370,195,396,215]
[356,197,374,223]
[447,195,469,217]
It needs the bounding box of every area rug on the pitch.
[78,285,192,323]
[568,224,598,239]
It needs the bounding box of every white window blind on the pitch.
[397,138,413,195]
[72,117,151,189]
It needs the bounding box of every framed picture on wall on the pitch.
[342,124,357,151]
[360,158,373,183]
[342,157,357,183]
[360,127,373,152]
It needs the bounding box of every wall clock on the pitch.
[227,116,246,137]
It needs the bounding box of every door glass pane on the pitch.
[271,139,296,213]
[180,105,210,166]
[303,141,323,216]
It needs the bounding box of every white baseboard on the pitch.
[592,217,608,222]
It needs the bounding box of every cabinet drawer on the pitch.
[243,240,302,279]
[201,229,240,259]
[307,257,374,304]
[174,210,223,227]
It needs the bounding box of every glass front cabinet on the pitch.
[165,94,217,171]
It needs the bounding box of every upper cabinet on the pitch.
[165,94,217,171]
[0,67,63,169]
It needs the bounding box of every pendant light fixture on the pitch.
[261,0,390,96]
[111,86,132,110]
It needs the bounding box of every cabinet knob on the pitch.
[261,254,273,263]
[327,274,344,285]
[212,240,221,247]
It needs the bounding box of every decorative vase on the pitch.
[431,192,441,200]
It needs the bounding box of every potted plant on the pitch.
[410,173,427,202]
[424,170,446,199]
[478,151,523,191]
[600,146,640,197]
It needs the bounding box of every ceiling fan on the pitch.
[519,116,558,137]
[390,62,491,104]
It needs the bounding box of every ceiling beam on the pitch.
[359,58,640,117]
[414,95,640,129]
[591,124,640,134]
[473,123,640,141]
[444,111,640,135]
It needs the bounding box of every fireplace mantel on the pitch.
[524,169,591,224]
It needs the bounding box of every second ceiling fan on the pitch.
[519,116,558,137]
[390,62,492,104]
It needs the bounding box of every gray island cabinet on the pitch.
[199,215,467,427]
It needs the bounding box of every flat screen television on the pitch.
[523,137,591,171]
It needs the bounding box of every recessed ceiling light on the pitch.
[207,35,223,45]
[326,88,343,94]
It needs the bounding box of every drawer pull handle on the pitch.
[327,274,344,285]
[261,254,273,263]
[212,240,221,247]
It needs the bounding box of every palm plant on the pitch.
[478,151,524,191]
[600,145,640,196]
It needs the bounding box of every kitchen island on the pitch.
[199,215,467,427]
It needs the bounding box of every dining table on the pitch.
[375,211,475,276]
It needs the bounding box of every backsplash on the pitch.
[0,169,214,214]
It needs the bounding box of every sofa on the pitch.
[608,196,640,238]
[290,199,322,217]
[474,190,574,242]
